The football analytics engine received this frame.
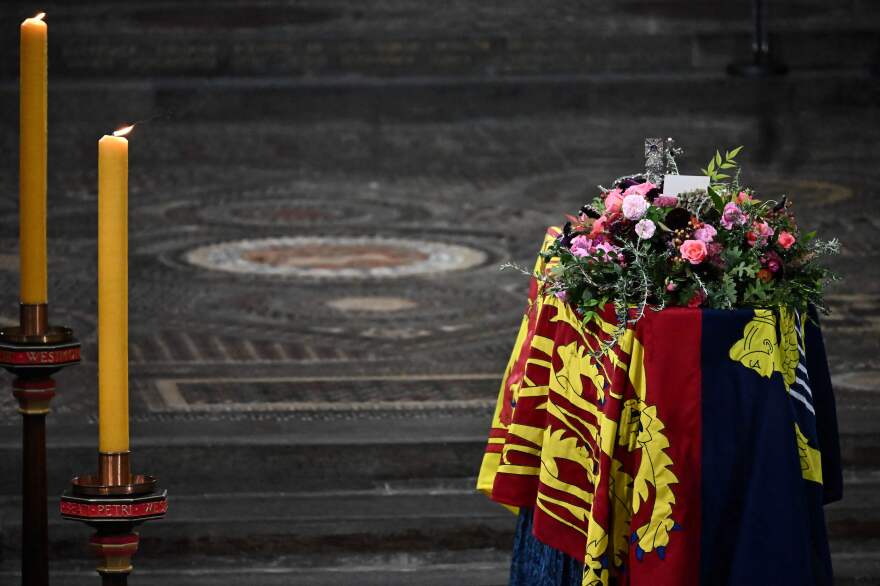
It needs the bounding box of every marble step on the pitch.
[0,408,877,498]
[0,2,877,79]
[0,478,877,561]
[3,548,879,586]
[3,550,880,586]
[0,417,491,496]
[0,486,513,561]
[0,413,877,497]
[2,550,517,586]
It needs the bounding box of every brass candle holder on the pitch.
[61,452,167,585]
[0,303,80,586]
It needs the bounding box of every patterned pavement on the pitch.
[0,102,878,427]
[0,101,880,425]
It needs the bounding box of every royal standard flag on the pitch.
[479,231,842,586]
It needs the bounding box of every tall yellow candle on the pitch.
[98,126,133,454]
[19,13,48,305]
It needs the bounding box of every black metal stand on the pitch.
[728,0,788,77]
[0,304,80,586]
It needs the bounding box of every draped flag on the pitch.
[478,228,842,586]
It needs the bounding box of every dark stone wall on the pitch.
[0,1,877,79]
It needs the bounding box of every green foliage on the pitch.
[707,185,726,213]
[702,146,743,185]
[730,261,758,279]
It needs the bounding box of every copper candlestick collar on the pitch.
[71,452,158,497]
[0,303,75,345]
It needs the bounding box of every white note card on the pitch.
[662,175,710,196]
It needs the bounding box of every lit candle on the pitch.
[98,125,133,454]
[19,12,48,305]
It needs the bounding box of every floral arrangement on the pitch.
[538,147,839,339]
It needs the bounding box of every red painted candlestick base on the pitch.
[0,303,80,586]
[61,455,167,585]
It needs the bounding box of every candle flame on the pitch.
[33,12,46,21]
[113,124,135,138]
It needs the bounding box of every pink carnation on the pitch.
[693,223,717,243]
[720,202,747,230]
[635,219,656,239]
[679,239,708,265]
[622,194,649,220]
[569,235,593,257]
[569,235,618,261]
[594,241,618,259]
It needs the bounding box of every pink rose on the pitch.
[623,181,657,197]
[554,290,569,302]
[693,223,717,243]
[679,239,708,265]
[720,202,747,230]
[604,189,624,214]
[622,194,649,220]
[778,230,796,249]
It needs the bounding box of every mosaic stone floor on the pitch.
[0,100,877,426]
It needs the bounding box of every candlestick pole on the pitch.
[0,304,80,586]
[727,0,788,77]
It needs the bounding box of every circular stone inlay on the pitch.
[327,296,418,313]
[185,236,487,278]
[754,178,854,207]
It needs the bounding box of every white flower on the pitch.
[622,194,649,220]
[635,219,656,239]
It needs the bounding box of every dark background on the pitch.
[0,2,878,584]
